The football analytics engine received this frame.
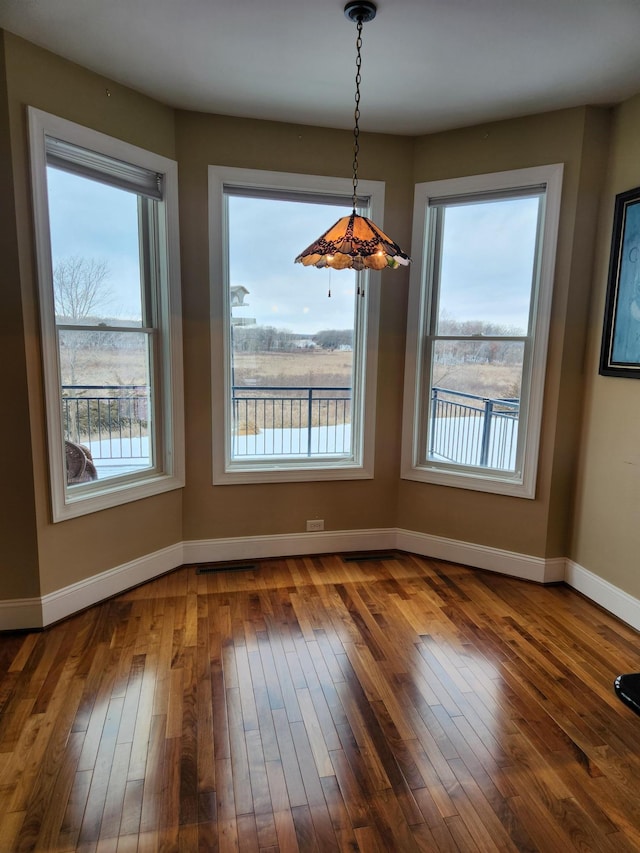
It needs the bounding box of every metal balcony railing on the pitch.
[62,384,150,460]
[429,386,520,470]
[231,385,352,457]
[61,383,354,462]
[61,383,519,471]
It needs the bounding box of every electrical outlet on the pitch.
[306,519,324,532]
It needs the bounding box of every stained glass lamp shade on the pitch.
[295,210,411,271]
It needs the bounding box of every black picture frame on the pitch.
[600,185,640,377]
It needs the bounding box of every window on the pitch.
[29,108,184,520]
[402,165,563,497]
[209,167,383,483]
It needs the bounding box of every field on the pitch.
[233,351,352,388]
[232,353,521,432]
[431,363,521,400]
[60,344,521,399]
[60,343,522,440]
[234,352,521,399]
[59,336,149,387]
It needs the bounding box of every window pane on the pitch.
[429,340,523,471]
[227,195,357,460]
[436,196,540,335]
[60,329,152,483]
[47,166,143,326]
[402,165,562,496]
[46,165,155,487]
[30,108,184,519]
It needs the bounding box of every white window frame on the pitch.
[401,164,563,498]
[28,107,185,521]
[208,167,383,484]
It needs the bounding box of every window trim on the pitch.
[401,164,563,498]
[28,107,185,521]
[208,166,383,484]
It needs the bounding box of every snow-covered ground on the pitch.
[232,424,351,458]
[87,425,353,480]
[84,413,517,480]
[87,436,151,479]
[429,414,518,470]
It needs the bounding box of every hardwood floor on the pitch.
[2,552,640,852]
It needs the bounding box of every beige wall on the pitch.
[2,28,636,613]
[3,33,183,597]
[397,107,610,558]
[0,34,40,599]
[176,111,413,541]
[571,94,640,598]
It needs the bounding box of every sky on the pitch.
[228,195,357,335]
[438,196,539,334]
[46,167,540,335]
[47,167,143,322]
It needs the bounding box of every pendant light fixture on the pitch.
[295,1,410,273]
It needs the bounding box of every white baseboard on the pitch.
[183,528,397,565]
[396,528,566,583]
[40,543,185,628]
[0,531,395,631]
[566,560,640,633]
[2,529,639,634]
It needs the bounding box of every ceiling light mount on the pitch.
[344,1,377,24]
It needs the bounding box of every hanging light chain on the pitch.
[295,2,410,273]
[352,15,364,211]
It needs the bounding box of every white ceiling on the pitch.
[2,0,640,136]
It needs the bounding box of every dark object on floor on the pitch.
[614,672,640,717]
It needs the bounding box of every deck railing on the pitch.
[61,383,353,461]
[429,386,520,470]
[61,383,520,469]
[231,385,352,457]
[62,384,150,459]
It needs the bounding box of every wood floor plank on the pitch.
[254,811,278,850]
[290,804,321,853]
[3,552,640,850]
[215,757,239,852]
[319,774,360,852]
[328,747,371,829]
[0,809,26,853]
[118,779,144,838]
[77,696,127,845]
[97,740,132,842]
[295,687,334,777]
[272,808,299,853]
[226,684,253,816]
[271,709,307,809]
[235,813,260,852]
[138,713,166,834]
[11,679,85,851]
[56,768,93,851]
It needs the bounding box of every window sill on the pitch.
[53,470,185,522]
[213,459,374,485]
[401,463,534,499]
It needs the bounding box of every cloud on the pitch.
[47,168,143,320]
[46,173,539,336]
[439,196,539,330]
[229,196,357,334]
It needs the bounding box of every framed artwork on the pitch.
[600,186,640,377]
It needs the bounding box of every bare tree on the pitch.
[54,257,113,387]
[54,256,112,322]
